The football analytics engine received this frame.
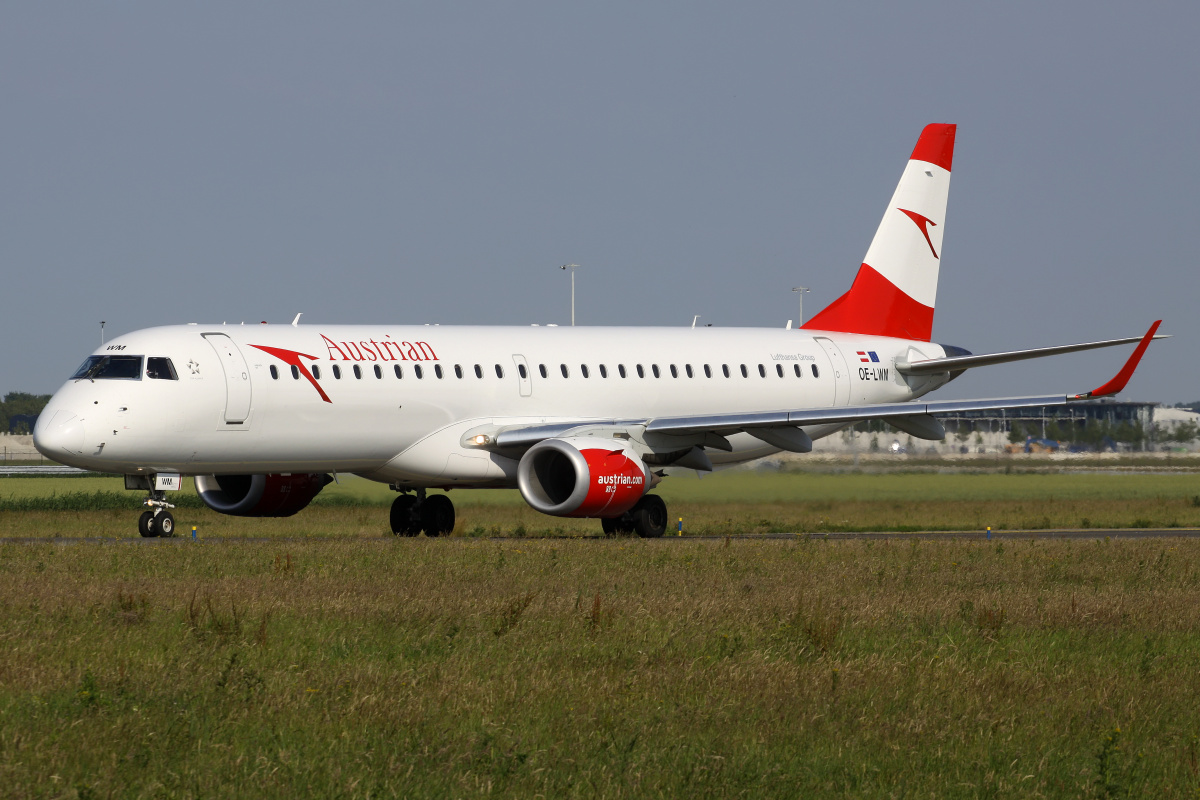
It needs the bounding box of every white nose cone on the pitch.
[33,409,86,460]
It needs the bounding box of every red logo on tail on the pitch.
[898,208,939,259]
[249,344,332,403]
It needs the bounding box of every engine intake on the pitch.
[194,473,332,517]
[517,437,648,517]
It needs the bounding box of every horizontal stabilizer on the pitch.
[898,323,1167,375]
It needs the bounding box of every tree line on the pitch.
[1,393,51,435]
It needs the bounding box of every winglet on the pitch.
[1073,320,1161,399]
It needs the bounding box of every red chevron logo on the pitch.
[249,344,332,403]
[898,208,939,259]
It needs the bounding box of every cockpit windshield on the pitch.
[71,355,143,381]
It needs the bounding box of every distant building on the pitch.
[934,399,1156,439]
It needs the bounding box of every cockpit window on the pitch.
[146,357,178,380]
[72,355,143,380]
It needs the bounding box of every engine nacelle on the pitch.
[194,473,332,517]
[517,437,649,517]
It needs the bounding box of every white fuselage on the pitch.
[34,324,950,486]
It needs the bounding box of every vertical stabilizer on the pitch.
[802,123,955,341]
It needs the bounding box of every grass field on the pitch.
[3,470,1199,538]
[2,536,1200,797]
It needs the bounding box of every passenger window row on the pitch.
[539,362,818,379]
[269,360,820,382]
[270,362,512,381]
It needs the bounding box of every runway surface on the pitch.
[0,466,90,476]
[1,529,1199,544]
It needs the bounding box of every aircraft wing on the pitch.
[489,321,1162,457]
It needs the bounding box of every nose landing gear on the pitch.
[389,489,456,537]
[138,492,176,538]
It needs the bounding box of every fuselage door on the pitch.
[512,354,533,397]
[814,337,852,407]
[203,333,253,424]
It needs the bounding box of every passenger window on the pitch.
[599,364,608,378]
[146,357,178,380]
[353,365,362,379]
[539,364,548,378]
[434,364,444,379]
[312,366,322,380]
[811,364,819,378]
[560,364,569,378]
[474,364,483,379]
[758,364,766,378]
[495,364,504,379]
[776,364,784,378]
[704,364,712,378]
[636,364,645,378]
[415,365,424,379]
[685,365,694,378]
[454,365,463,379]
[652,365,660,378]
[375,364,383,379]
[722,364,730,378]
[394,365,403,379]
[581,365,589,378]
[292,365,301,380]
[794,364,802,378]
[333,365,342,379]
[740,365,748,378]
[518,364,528,379]
[270,365,279,380]
[618,364,627,378]
[669,365,678,378]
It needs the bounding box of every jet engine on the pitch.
[194,473,332,517]
[517,437,649,517]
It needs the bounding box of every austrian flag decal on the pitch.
[856,351,880,363]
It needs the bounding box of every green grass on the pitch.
[1,537,1199,797]
[4,471,1199,537]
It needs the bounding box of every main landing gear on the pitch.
[138,491,176,538]
[601,494,668,538]
[390,489,456,537]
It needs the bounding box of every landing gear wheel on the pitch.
[155,511,175,538]
[631,495,668,538]
[390,495,420,536]
[601,515,634,536]
[420,494,455,537]
[138,510,157,538]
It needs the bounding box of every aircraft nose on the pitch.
[33,408,87,461]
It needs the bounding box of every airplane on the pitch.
[33,123,1165,538]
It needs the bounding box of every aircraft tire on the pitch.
[420,494,455,537]
[601,515,634,536]
[155,511,175,538]
[138,510,157,538]
[631,495,667,538]
[390,495,420,536]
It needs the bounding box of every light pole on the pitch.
[560,264,580,326]
[100,321,106,346]
[791,286,810,325]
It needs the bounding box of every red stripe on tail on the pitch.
[800,264,934,341]
[910,123,956,171]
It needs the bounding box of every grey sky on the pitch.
[2,3,1196,403]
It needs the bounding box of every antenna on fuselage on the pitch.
[292,313,303,327]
